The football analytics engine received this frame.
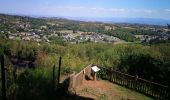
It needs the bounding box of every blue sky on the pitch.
[0,0,170,19]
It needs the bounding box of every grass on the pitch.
[115,85,153,100]
[99,93,109,100]
[81,87,109,100]
[81,87,98,97]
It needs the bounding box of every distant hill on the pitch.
[1,13,169,26]
[63,17,170,26]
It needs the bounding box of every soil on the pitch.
[74,80,152,100]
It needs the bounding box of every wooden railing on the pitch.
[97,67,169,100]
[62,64,92,90]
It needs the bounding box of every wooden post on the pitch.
[69,72,75,90]
[93,72,96,81]
[53,65,56,88]
[57,56,61,86]
[1,55,6,100]
[13,66,17,100]
[52,64,56,98]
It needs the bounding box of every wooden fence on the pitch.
[97,67,170,100]
[62,64,92,90]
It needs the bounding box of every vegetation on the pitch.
[0,39,170,85]
[103,28,138,42]
[1,37,170,99]
[0,14,170,99]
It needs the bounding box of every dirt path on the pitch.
[74,80,152,100]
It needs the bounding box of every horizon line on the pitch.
[0,12,170,26]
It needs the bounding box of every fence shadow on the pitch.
[85,75,92,80]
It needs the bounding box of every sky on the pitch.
[0,0,170,20]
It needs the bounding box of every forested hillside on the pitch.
[0,38,170,86]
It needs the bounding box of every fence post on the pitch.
[57,56,61,86]
[168,87,170,100]
[69,72,76,89]
[53,65,56,88]
[13,66,17,100]
[1,55,6,100]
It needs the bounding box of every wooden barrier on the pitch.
[97,67,170,100]
[63,64,92,90]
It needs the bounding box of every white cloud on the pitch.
[165,9,170,12]
[86,7,153,14]
[127,9,153,13]
[110,8,125,12]
[32,5,155,17]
